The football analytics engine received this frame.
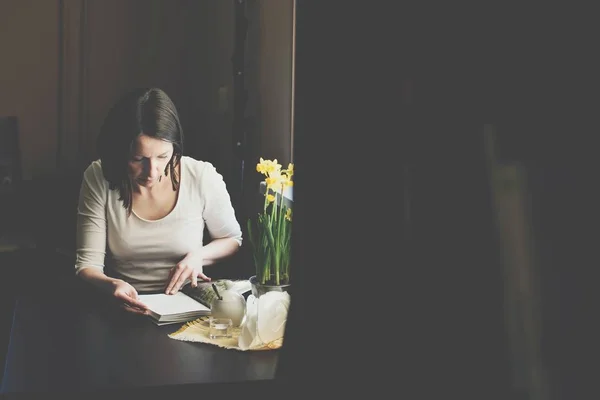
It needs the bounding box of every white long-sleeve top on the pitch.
[74,156,242,292]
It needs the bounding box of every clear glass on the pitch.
[209,317,233,339]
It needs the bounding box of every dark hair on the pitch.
[96,87,183,216]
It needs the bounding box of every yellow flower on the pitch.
[266,159,281,175]
[248,157,294,286]
[265,170,285,189]
[281,173,293,187]
[258,158,284,178]
[284,163,294,177]
[265,177,278,188]
[256,157,270,175]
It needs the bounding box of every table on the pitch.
[0,277,280,393]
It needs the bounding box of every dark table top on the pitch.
[0,277,279,393]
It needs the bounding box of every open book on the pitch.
[138,279,251,326]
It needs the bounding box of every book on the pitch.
[138,279,251,326]
[138,291,211,326]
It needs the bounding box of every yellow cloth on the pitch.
[168,316,283,351]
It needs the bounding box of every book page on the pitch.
[181,280,230,308]
[181,279,251,308]
[138,292,210,317]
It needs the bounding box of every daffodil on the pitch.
[247,158,294,286]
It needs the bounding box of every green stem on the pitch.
[258,183,270,283]
[246,219,259,269]
[265,217,279,284]
[270,187,278,227]
[283,219,291,282]
[275,185,287,285]
[269,186,281,285]
[263,184,269,213]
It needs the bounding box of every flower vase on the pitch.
[238,276,291,350]
[249,275,291,298]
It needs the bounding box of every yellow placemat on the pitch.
[168,316,283,351]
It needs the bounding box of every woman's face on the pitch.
[128,134,174,188]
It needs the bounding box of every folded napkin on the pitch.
[238,291,291,350]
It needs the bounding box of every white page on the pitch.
[138,292,210,317]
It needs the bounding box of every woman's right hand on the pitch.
[110,279,149,315]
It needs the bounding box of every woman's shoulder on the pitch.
[182,156,219,180]
[82,159,108,188]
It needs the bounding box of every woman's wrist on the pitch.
[99,277,124,293]
[184,248,205,266]
[78,268,122,294]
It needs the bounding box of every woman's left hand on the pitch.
[165,253,211,294]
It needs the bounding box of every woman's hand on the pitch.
[110,279,149,315]
[77,268,149,315]
[165,252,211,295]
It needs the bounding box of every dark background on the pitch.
[279,2,600,399]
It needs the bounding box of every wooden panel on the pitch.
[0,0,59,180]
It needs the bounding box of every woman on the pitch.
[75,87,242,315]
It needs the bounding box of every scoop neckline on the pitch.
[132,158,184,222]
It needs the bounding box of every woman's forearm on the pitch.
[199,237,240,266]
[77,267,123,294]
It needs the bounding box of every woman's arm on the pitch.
[78,267,122,292]
[174,236,240,274]
[74,167,147,312]
[165,237,240,294]
[164,163,243,294]
[75,163,108,278]
[78,266,148,313]
[200,163,243,253]
[191,237,241,266]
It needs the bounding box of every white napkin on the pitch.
[238,291,291,350]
